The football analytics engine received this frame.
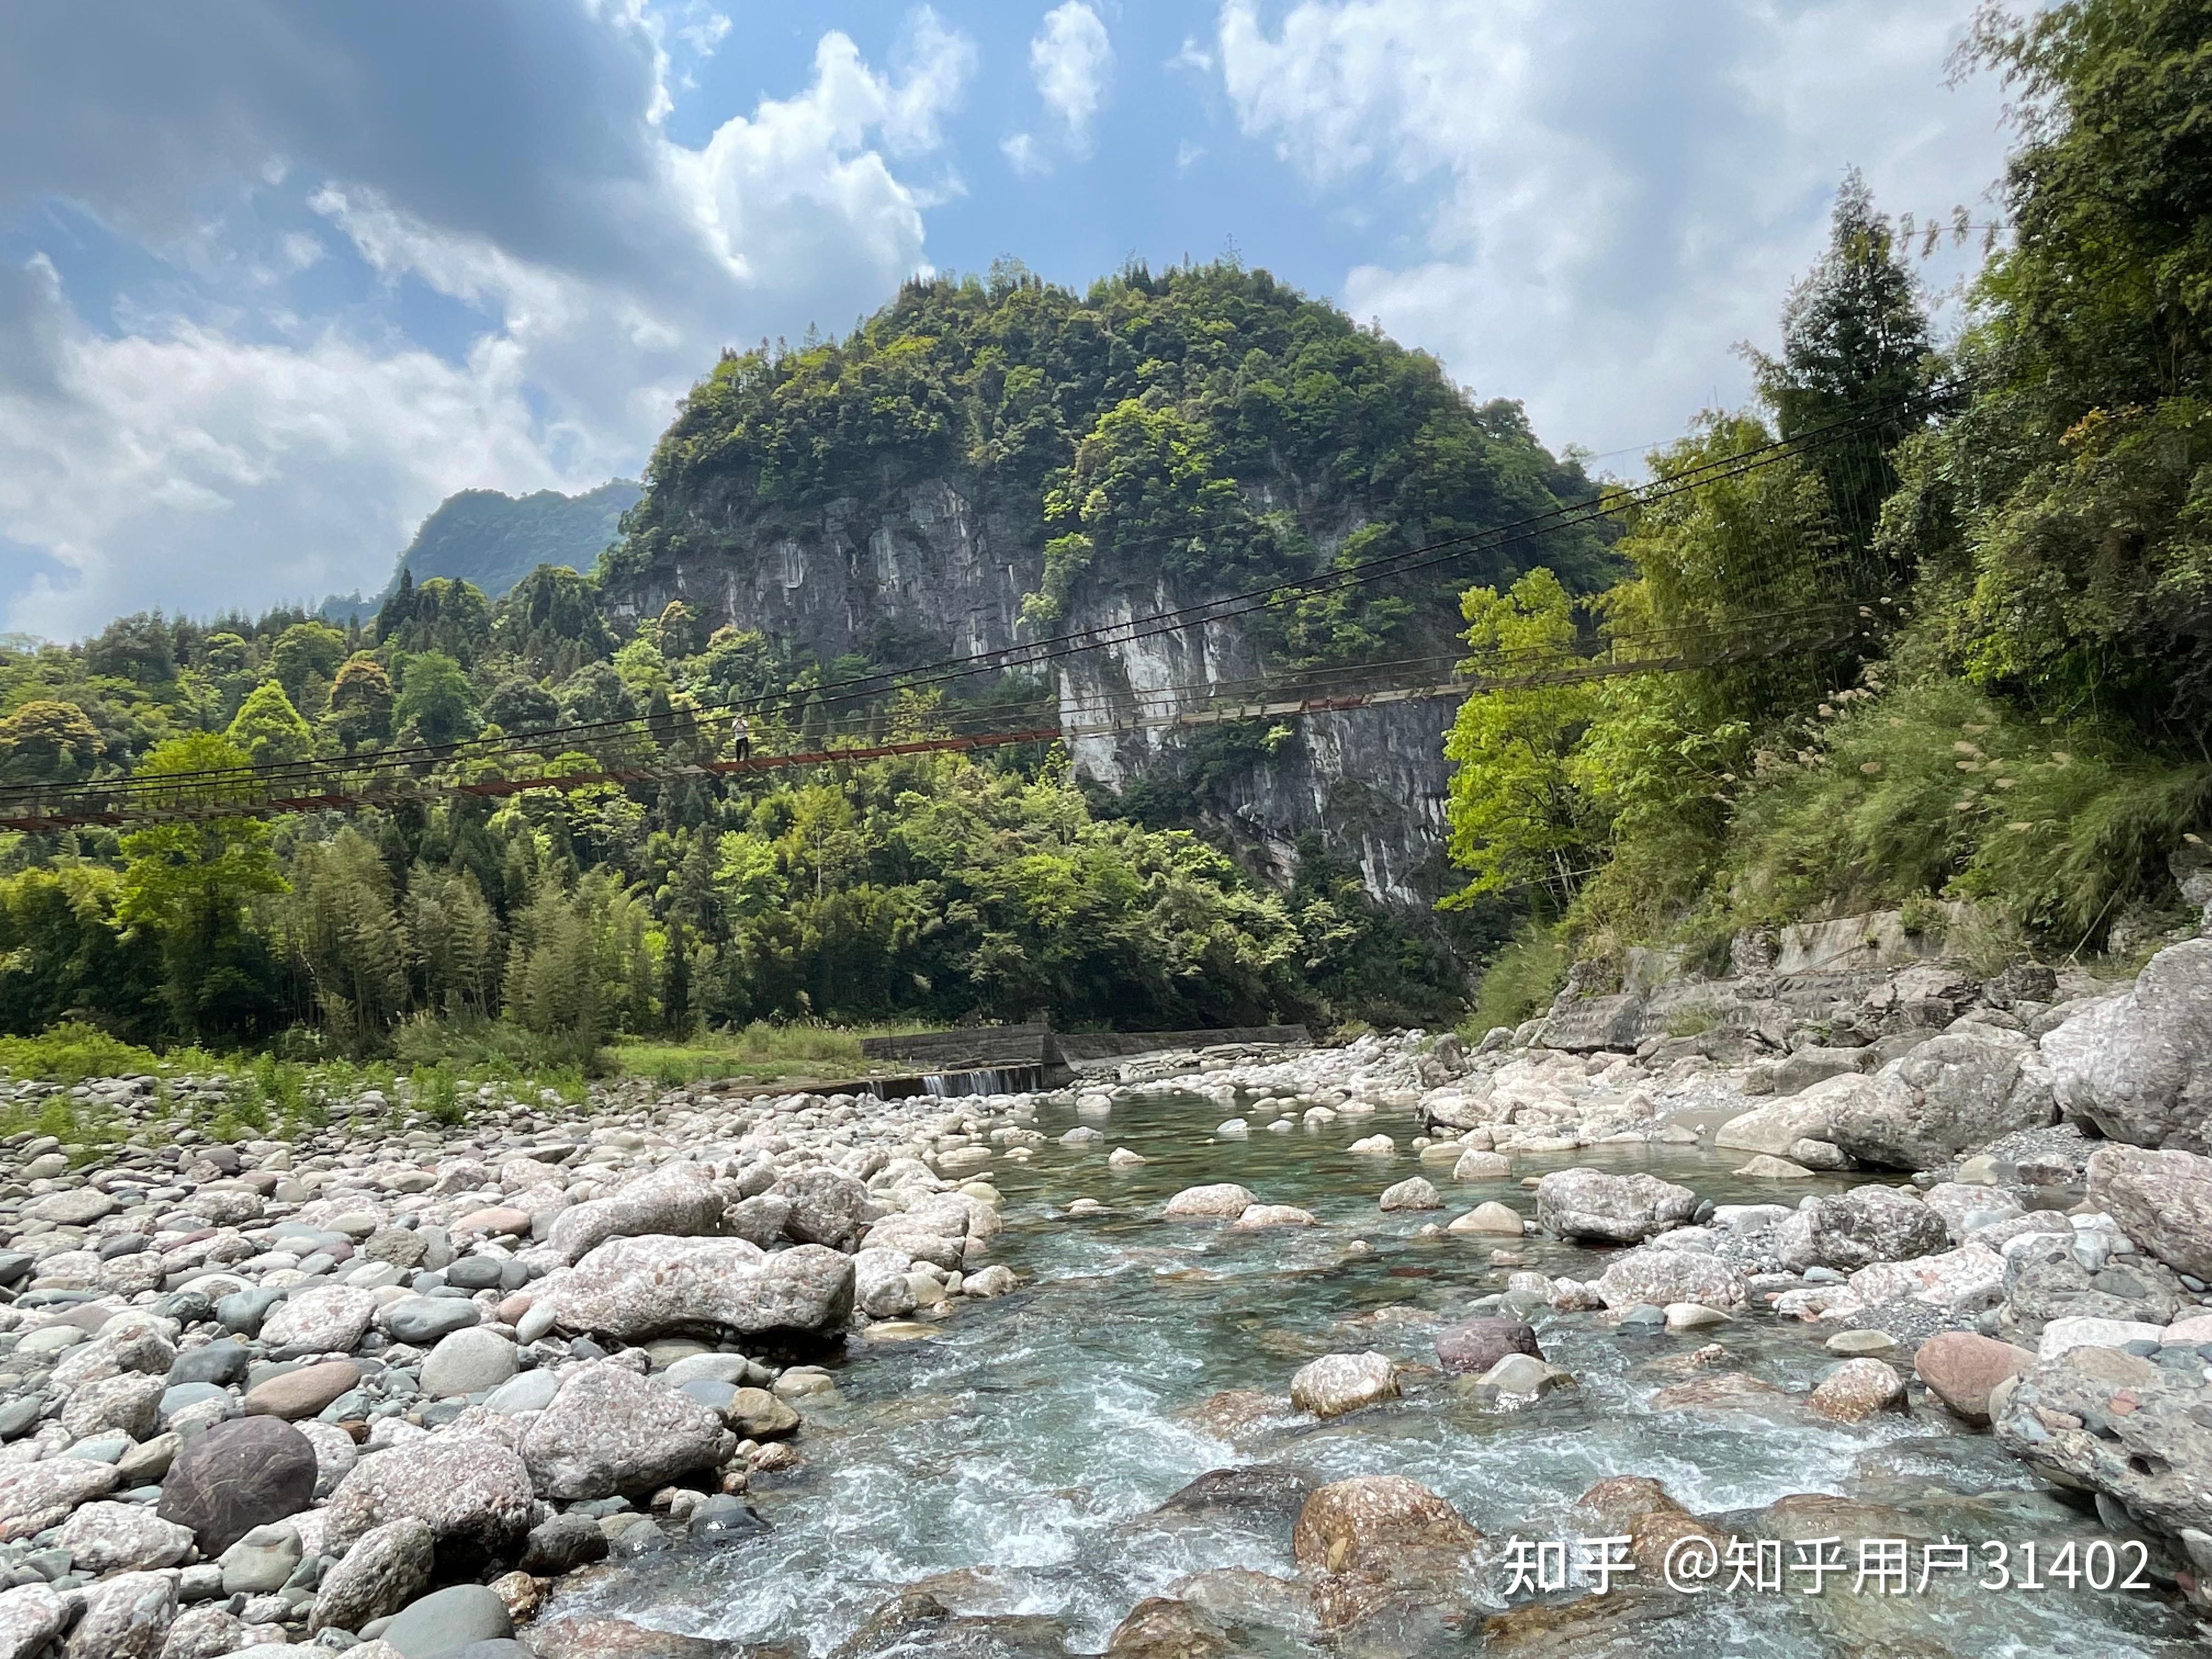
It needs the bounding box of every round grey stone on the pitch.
[383,1583,513,1658]
[420,1330,517,1401]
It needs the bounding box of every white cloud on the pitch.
[0,4,978,636]
[1001,132,1050,178]
[1215,0,2012,461]
[1030,2,1114,154]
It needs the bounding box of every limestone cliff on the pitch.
[598,263,1613,906]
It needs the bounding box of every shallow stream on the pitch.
[552,1087,2205,1656]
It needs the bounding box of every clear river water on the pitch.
[548,1085,2205,1657]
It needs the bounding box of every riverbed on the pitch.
[550,1084,2204,1656]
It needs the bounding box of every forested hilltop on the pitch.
[2,263,1609,1056]
[1447,0,2212,1026]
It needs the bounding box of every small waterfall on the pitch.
[920,1065,1045,1097]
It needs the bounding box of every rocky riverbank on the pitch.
[0,933,2205,1657]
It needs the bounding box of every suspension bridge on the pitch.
[0,392,1925,834]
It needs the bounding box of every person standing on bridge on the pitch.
[730,712,751,765]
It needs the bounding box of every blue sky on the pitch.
[0,1,2013,640]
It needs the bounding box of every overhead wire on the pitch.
[0,378,1953,820]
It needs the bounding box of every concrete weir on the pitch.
[859,1022,1313,1091]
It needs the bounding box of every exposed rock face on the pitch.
[1827,1029,2056,1170]
[2086,1144,2212,1279]
[518,1363,731,1500]
[538,1235,853,1343]
[1533,1170,1697,1244]
[606,467,1469,906]
[2043,939,2212,1149]
[1996,1343,2212,1538]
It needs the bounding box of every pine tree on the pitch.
[1746,169,1933,560]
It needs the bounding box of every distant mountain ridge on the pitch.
[321,480,641,619]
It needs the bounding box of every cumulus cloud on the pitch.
[1215,0,2011,461]
[1030,2,1114,152]
[0,2,976,636]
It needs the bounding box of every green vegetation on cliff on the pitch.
[606,258,1614,665]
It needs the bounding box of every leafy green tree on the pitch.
[0,699,103,785]
[266,622,348,712]
[1441,570,1604,901]
[0,864,162,1036]
[393,652,481,747]
[114,733,286,1040]
[226,681,315,769]
[483,675,561,734]
[326,654,396,752]
[1894,0,2212,728]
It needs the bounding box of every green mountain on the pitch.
[323,480,640,620]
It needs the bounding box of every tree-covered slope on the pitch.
[324,481,641,620]
[603,259,1613,666]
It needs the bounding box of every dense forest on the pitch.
[1446,0,2212,1025]
[2,0,2199,1066]
[2,258,1595,1056]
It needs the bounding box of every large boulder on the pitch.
[1434,1318,1541,1374]
[320,1434,532,1556]
[2085,1144,2212,1280]
[64,1569,174,1659]
[310,1517,435,1634]
[2043,939,2212,1149]
[1829,1030,2056,1170]
[537,1235,853,1343]
[1998,1232,2186,1337]
[1290,1475,1480,1584]
[0,1458,120,1542]
[1773,1186,1947,1273]
[546,1160,728,1265]
[1533,1170,1696,1244]
[0,1585,67,1659]
[1995,1342,2212,1537]
[57,1501,194,1574]
[1163,1185,1254,1220]
[1593,1246,1744,1310]
[155,1416,317,1555]
[1289,1353,1397,1419]
[517,1362,730,1500]
[1714,1074,1871,1155]
[769,1165,878,1249]
[1844,1242,2007,1317]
